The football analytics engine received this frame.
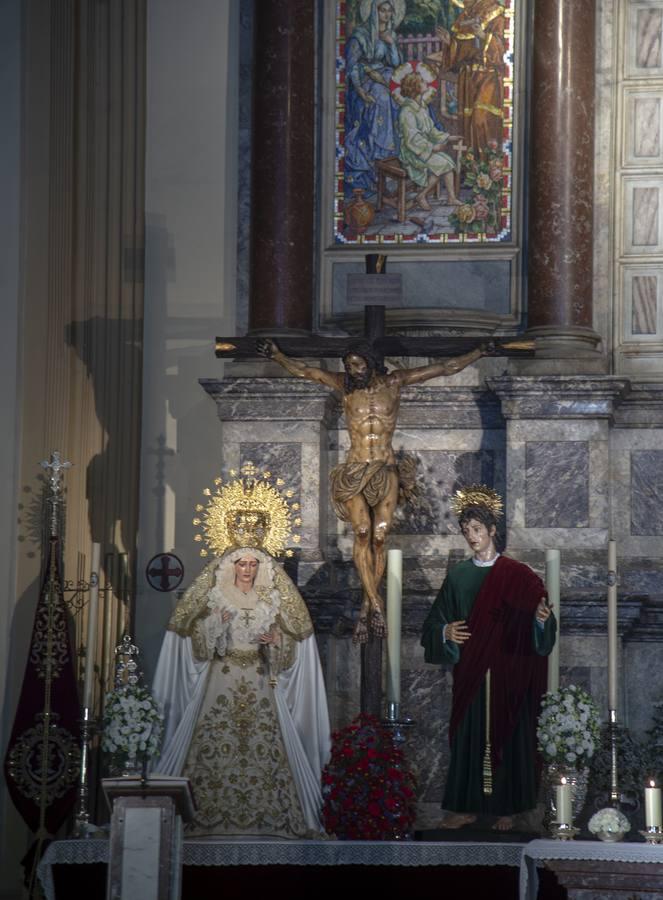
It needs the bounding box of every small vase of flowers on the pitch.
[537,684,601,820]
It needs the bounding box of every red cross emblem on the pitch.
[145,553,184,592]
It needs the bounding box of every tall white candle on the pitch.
[645,780,662,828]
[545,549,561,693]
[556,777,572,826]
[82,543,101,710]
[386,549,403,708]
[607,540,618,712]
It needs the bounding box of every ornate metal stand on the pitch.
[589,708,634,837]
[73,707,97,837]
[550,823,580,841]
[640,826,663,845]
[382,702,414,746]
[609,708,619,803]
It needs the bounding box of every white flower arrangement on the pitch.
[102,685,164,763]
[588,807,631,837]
[537,684,601,768]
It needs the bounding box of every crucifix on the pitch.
[215,273,534,716]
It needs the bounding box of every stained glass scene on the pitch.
[334,0,514,244]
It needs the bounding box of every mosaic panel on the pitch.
[333,0,517,245]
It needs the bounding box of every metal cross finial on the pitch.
[40,452,73,537]
[40,451,73,495]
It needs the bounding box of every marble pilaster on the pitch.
[200,377,335,555]
[615,1,663,375]
[610,384,663,558]
[488,376,629,550]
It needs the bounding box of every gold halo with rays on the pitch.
[192,461,299,558]
[450,484,504,520]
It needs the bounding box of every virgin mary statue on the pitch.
[151,470,330,838]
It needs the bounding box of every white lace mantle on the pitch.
[201,584,281,657]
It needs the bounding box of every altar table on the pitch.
[520,838,663,899]
[38,838,526,900]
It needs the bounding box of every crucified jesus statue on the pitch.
[257,337,493,643]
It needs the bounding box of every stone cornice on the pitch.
[486,375,631,419]
[613,383,663,428]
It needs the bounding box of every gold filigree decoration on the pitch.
[6,712,81,803]
[192,462,300,558]
[272,568,313,641]
[450,484,504,519]
[224,648,261,667]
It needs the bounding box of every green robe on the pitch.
[421,558,556,815]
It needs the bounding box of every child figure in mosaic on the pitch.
[397,70,461,210]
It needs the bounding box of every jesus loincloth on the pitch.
[329,458,417,521]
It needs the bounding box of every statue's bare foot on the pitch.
[492,816,514,832]
[353,615,369,644]
[439,812,477,829]
[369,606,387,638]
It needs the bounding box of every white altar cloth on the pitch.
[38,838,526,900]
[520,838,663,900]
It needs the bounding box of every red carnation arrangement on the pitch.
[321,714,416,840]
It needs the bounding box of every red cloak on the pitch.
[449,555,548,766]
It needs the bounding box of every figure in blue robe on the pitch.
[344,0,403,197]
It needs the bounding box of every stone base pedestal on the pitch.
[525,325,603,358]
[103,776,195,900]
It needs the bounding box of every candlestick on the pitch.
[545,549,560,692]
[607,540,618,712]
[386,549,402,709]
[82,543,101,709]
[645,780,662,829]
[556,777,572,825]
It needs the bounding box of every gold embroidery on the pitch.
[278,633,296,673]
[167,559,218,637]
[273,567,313,641]
[182,671,308,837]
[225,648,260,667]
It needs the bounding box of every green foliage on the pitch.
[401,0,441,36]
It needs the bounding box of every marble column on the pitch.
[527,0,602,356]
[249,0,314,336]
